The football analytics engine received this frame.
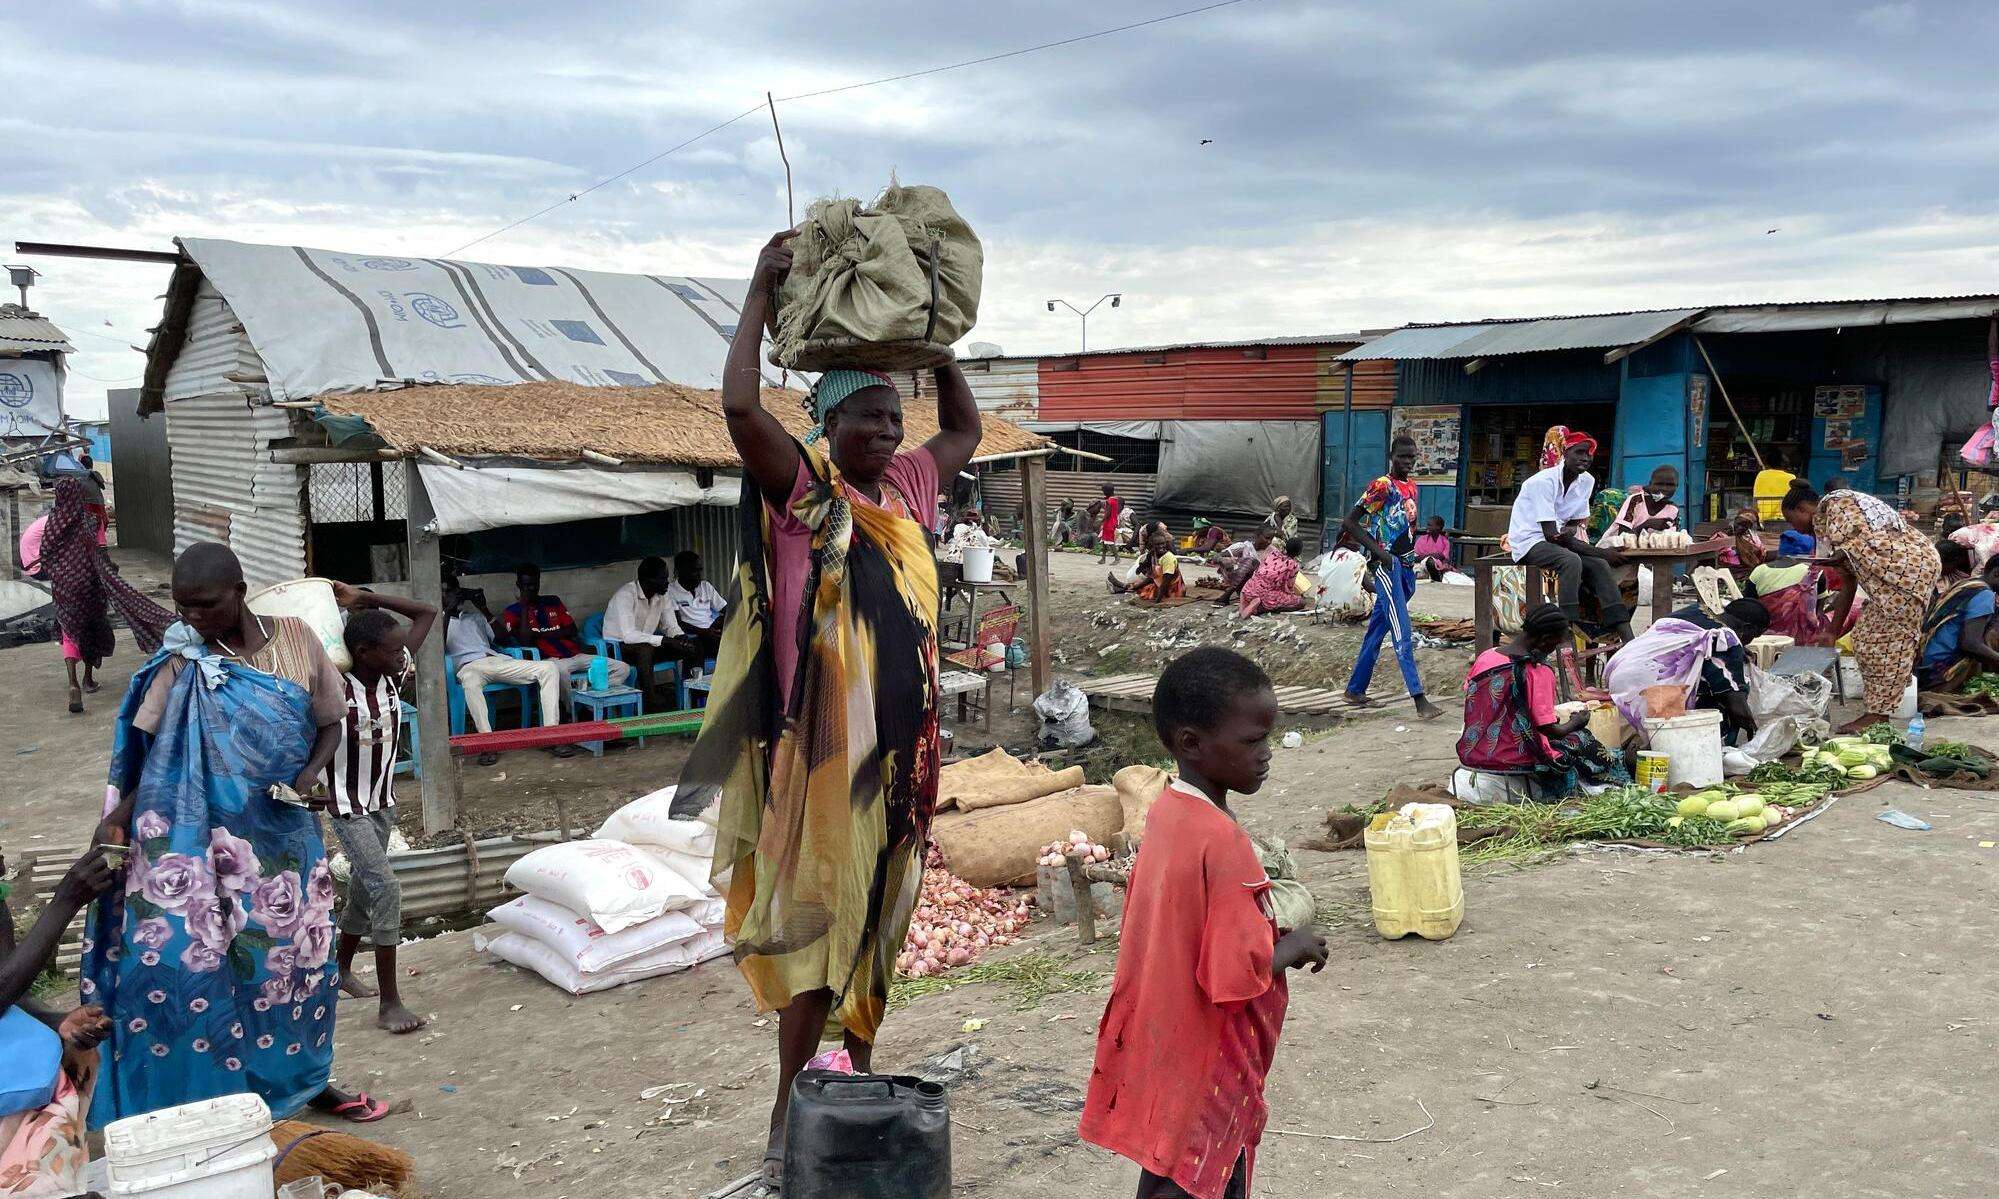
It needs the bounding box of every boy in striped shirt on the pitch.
[324,583,437,1035]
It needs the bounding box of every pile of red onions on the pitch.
[897,865,1033,978]
[1037,829,1111,868]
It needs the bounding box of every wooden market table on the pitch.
[1472,542,1724,647]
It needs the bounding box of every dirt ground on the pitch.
[7,548,1999,1197]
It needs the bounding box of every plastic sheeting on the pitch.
[1874,325,1994,477]
[418,463,738,535]
[1153,420,1319,520]
[178,238,751,402]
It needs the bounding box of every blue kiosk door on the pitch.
[1320,409,1388,541]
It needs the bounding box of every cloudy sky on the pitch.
[8,0,1997,418]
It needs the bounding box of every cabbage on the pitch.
[1705,800,1741,823]
[1734,795,1765,817]
[1846,764,1878,780]
[1726,816,1767,835]
[1676,795,1711,818]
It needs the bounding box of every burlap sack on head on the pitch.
[937,747,1086,812]
[931,785,1122,888]
[771,182,983,373]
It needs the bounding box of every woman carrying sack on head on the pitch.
[674,230,983,1194]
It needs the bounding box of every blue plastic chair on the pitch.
[396,700,419,779]
[446,647,544,736]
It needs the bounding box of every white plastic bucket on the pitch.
[104,1092,276,1198]
[1895,675,1919,720]
[961,546,995,584]
[1837,655,1864,698]
[1642,708,1725,788]
[248,577,350,670]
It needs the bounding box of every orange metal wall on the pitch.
[1037,343,1394,421]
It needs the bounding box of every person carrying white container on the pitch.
[1606,598,1771,747]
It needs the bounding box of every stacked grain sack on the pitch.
[474,787,731,994]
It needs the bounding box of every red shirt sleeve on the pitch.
[1195,834,1276,1006]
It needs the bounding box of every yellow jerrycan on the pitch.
[1364,803,1464,940]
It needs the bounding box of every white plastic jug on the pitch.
[248,577,350,670]
[960,545,994,584]
[1642,708,1724,788]
[104,1092,276,1198]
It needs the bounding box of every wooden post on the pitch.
[1020,454,1054,699]
[404,460,461,833]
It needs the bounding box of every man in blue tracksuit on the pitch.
[1342,434,1443,718]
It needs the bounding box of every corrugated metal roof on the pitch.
[965,331,1386,364]
[0,305,75,355]
[1694,297,1999,333]
[1337,310,1702,361]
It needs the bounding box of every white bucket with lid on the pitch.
[1641,708,1725,788]
[248,577,350,670]
[960,546,995,584]
[104,1091,276,1198]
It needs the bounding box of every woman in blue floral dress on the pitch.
[83,543,388,1124]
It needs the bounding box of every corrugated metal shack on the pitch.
[965,336,1395,545]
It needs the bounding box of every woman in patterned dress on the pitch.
[1784,486,1942,732]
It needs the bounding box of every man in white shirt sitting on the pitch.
[607,556,706,710]
[443,581,570,763]
[665,550,728,661]
[1508,430,1633,641]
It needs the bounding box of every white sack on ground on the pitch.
[487,895,721,976]
[595,787,717,856]
[475,926,730,996]
[502,839,708,933]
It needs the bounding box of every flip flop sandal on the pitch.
[1342,691,1377,709]
[754,1148,784,1195]
[67,685,84,715]
[329,1093,390,1123]
[477,752,501,766]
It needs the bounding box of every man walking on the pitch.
[1341,435,1443,718]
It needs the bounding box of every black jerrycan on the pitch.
[782,1070,951,1198]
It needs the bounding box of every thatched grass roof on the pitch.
[318,379,1049,467]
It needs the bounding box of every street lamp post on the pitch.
[1045,294,1121,351]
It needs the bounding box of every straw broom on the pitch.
[270,1119,419,1197]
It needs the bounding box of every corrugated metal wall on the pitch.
[157,275,308,587]
[165,396,307,588]
[1036,342,1385,422]
[162,280,261,403]
[959,358,1039,420]
[980,468,1157,529]
[105,387,175,555]
[1313,354,1398,412]
[1395,351,1620,408]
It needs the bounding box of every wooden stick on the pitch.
[1267,1099,1435,1143]
[1693,335,1766,471]
[1065,857,1097,945]
[766,92,794,228]
[417,445,467,470]
[581,449,625,467]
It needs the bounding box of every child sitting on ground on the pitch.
[322,582,436,1035]
[1079,648,1328,1199]
[1109,523,1186,604]
[1413,515,1455,581]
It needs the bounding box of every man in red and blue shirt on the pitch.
[1341,434,1442,719]
[499,562,631,694]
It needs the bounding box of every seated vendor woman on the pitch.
[1919,540,1999,691]
[1108,523,1185,603]
[1,846,117,1197]
[1457,604,1627,799]
[1607,598,1769,747]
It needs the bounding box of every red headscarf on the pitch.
[1563,429,1599,457]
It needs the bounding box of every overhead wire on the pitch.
[440,0,1257,257]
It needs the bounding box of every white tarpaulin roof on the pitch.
[1334,310,1702,361]
[1693,297,1999,334]
[418,462,738,535]
[178,238,751,402]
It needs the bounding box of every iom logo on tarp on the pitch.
[362,258,418,271]
[449,373,510,385]
[406,293,464,330]
[0,372,32,409]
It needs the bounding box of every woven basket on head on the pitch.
[779,337,957,374]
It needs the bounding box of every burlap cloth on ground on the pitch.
[772,183,982,372]
[936,748,1084,812]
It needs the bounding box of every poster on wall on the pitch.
[0,357,64,438]
[1688,375,1709,450]
[1813,385,1865,420]
[1391,405,1462,485]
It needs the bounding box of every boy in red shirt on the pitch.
[1079,648,1328,1198]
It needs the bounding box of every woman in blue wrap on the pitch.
[83,543,389,1126]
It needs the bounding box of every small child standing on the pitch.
[322,583,437,1035]
[1079,648,1328,1199]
